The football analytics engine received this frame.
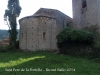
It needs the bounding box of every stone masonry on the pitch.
[72,0,100,29]
[19,8,72,51]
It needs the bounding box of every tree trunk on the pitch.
[9,15,17,48]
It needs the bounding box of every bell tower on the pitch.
[72,0,100,29]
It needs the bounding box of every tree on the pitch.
[4,0,21,48]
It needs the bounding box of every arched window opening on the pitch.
[82,0,87,8]
[43,32,46,40]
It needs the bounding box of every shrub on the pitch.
[56,27,95,56]
[57,28,94,43]
[0,40,19,52]
[83,25,100,37]
[92,41,100,58]
[0,45,10,52]
[83,25,100,58]
[0,45,20,53]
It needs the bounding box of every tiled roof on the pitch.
[0,37,9,45]
[19,8,72,28]
[33,8,70,19]
[33,8,71,27]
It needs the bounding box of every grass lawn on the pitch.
[0,51,100,75]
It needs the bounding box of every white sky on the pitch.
[0,0,72,30]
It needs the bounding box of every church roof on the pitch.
[19,8,71,21]
[19,8,72,28]
[33,8,71,27]
[33,8,70,19]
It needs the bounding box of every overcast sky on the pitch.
[0,0,72,30]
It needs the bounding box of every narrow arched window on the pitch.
[82,0,87,8]
[43,32,46,40]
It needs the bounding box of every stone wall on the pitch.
[19,8,72,51]
[19,16,58,51]
[19,18,27,50]
[72,0,100,29]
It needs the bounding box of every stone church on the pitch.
[19,0,100,51]
[19,8,72,51]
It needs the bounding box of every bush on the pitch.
[57,28,94,43]
[92,42,100,58]
[83,25,100,58]
[0,45,20,53]
[0,45,10,52]
[83,25,100,37]
[0,40,19,52]
[56,27,95,56]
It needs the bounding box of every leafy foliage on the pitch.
[4,0,21,48]
[56,27,95,56]
[15,40,19,49]
[83,25,100,35]
[83,25,100,58]
[56,27,94,44]
[0,40,19,52]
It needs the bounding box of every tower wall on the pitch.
[72,0,100,29]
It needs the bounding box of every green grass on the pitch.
[0,51,100,75]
